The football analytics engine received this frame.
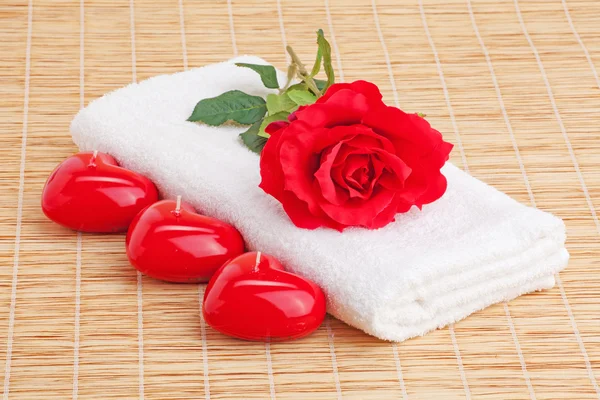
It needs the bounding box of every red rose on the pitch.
[259,80,453,231]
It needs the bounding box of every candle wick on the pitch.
[174,195,182,217]
[254,251,262,272]
[88,150,99,167]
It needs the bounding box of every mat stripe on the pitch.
[558,5,600,393]
[198,287,211,399]
[129,0,137,83]
[461,0,600,395]
[79,0,85,110]
[3,0,32,398]
[391,343,408,399]
[265,341,276,400]
[129,0,145,397]
[272,10,345,397]
[555,274,600,397]
[178,0,188,70]
[562,0,600,91]
[136,272,145,400]
[418,2,472,396]
[514,0,600,235]
[449,326,471,400]
[418,0,468,173]
[324,0,344,83]
[177,5,212,396]
[227,0,237,57]
[367,3,413,394]
[255,256,277,397]
[462,0,600,395]
[275,0,288,62]
[312,17,352,396]
[466,1,536,397]
[466,0,534,205]
[513,2,600,395]
[0,1,596,398]
[503,304,535,399]
[370,0,399,108]
[72,1,85,397]
[326,318,342,400]
[73,232,82,400]
[222,14,278,398]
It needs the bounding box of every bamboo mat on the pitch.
[1,0,599,398]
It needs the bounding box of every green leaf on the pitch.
[310,46,322,77]
[314,79,327,92]
[187,90,267,126]
[287,90,317,106]
[266,92,297,114]
[286,79,327,94]
[235,63,280,89]
[258,112,290,138]
[316,29,335,92]
[239,121,267,154]
[291,80,325,96]
[287,82,308,92]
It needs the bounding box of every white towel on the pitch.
[70,56,569,341]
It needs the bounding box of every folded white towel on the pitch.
[71,56,569,341]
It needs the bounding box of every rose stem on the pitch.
[279,63,297,94]
[286,45,321,97]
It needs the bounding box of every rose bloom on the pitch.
[259,80,453,231]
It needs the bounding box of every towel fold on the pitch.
[70,56,569,341]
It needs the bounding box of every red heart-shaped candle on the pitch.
[42,151,158,233]
[203,252,326,341]
[126,198,245,283]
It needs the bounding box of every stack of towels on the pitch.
[71,56,569,342]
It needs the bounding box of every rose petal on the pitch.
[259,122,288,199]
[319,188,396,227]
[371,156,386,180]
[265,120,289,135]
[365,150,412,195]
[295,89,370,128]
[315,124,396,155]
[316,83,353,103]
[318,80,385,110]
[324,88,370,114]
[314,143,349,206]
[372,149,412,184]
[261,80,451,232]
[390,167,433,204]
[367,197,413,229]
[363,107,443,154]
[279,190,345,231]
[347,81,385,109]
[287,105,307,122]
[362,106,413,139]
[420,140,454,170]
[333,145,373,167]
[415,171,448,207]
[330,162,348,190]
[353,167,370,187]
[278,121,326,214]
[343,154,369,178]
[342,154,370,194]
